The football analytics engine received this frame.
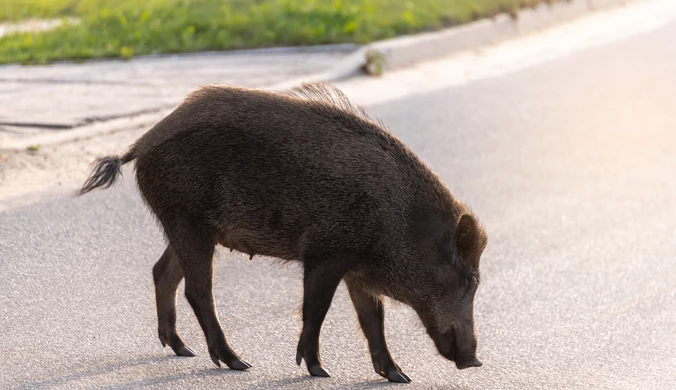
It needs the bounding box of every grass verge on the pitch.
[0,0,557,64]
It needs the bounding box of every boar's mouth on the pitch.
[442,351,483,370]
[443,348,482,370]
[455,358,482,370]
[434,329,483,370]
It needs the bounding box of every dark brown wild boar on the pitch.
[79,82,487,383]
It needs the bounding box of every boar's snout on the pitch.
[435,326,482,370]
[455,359,482,370]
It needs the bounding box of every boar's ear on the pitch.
[452,214,483,266]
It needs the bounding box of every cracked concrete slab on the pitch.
[0,45,359,131]
[0,81,180,127]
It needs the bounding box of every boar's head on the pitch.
[404,212,487,370]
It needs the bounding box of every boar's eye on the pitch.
[464,275,479,288]
[462,275,476,298]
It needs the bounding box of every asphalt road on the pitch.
[2,21,676,390]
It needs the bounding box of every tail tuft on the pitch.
[79,156,124,195]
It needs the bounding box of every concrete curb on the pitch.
[0,0,633,152]
[364,0,630,72]
[274,0,632,81]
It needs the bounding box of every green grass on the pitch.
[0,0,552,64]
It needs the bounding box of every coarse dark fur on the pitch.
[79,82,488,383]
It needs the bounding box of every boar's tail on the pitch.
[78,148,136,195]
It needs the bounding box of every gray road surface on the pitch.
[1,22,675,390]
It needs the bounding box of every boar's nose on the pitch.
[455,359,482,370]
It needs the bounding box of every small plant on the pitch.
[119,46,134,60]
[499,3,520,20]
[363,49,385,76]
[27,144,41,152]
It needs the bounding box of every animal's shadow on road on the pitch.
[15,355,469,389]
[13,355,245,389]
[242,376,396,389]
[242,376,468,389]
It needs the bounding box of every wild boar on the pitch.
[79,82,487,383]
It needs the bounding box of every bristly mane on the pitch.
[286,82,387,129]
[288,82,464,221]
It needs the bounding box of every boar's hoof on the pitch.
[308,365,331,377]
[296,350,331,377]
[176,346,196,357]
[159,333,195,357]
[374,361,411,383]
[227,359,253,371]
[209,351,252,370]
[384,370,411,383]
[209,352,222,368]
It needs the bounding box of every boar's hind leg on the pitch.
[168,225,251,371]
[153,245,195,357]
[296,257,354,378]
[345,277,411,383]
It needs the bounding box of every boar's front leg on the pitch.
[168,225,251,371]
[345,277,411,383]
[296,255,354,378]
